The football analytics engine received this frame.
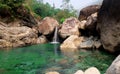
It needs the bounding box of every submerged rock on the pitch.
[97,0,120,52]
[59,17,80,38]
[106,55,120,74]
[38,17,59,35]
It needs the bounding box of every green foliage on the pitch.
[0,0,25,18]
[27,0,77,23]
[55,9,77,23]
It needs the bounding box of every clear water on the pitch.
[0,43,116,74]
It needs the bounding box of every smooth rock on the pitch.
[46,71,60,74]
[37,35,47,44]
[84,67,100,74]
[74,70,84,74]
[60,35,84,49]
[59,17,80,38]
[38,17,59,35]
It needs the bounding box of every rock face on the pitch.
[38,17,59,35]
[97,0,120,52]
[78,5,101,21]
[0,24,37,48]
[106,55,120,74]
[59,17,80,38]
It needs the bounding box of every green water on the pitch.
[0,43,116,74]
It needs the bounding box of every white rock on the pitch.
[74,70,84,74]
[46,71,60,74]
[84,67,100,74]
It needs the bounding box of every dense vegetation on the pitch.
[0,0,77,23]
[0,0,25,18]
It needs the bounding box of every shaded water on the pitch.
[0,43,116,74]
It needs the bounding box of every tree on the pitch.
[61,0,73,11]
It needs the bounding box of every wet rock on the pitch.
[0,24,37,48]
[84,67,100,74]
[59,17,80,38]
[106,55,120,74]
[38,17,59,35]
[97,0,120,52]
[74,70,84,74]
[46,71,60,74]
[60,35,84,49]
[78,5,100,21]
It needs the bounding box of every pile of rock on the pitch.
[59,5,102,51]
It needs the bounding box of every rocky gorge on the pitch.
[0,0,120,74]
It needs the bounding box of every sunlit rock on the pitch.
[84,67,100,74]
[60,35,84,49]
[0,24,37,48]
[38,17,59,35]
[46,71,60,74]
[59,17,80,38]
[37,35,47,44]
[74,70,84,74]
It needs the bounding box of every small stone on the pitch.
[74,70,84,74]
[46,71,60,74]
[85,67,100,74]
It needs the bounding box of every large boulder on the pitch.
[0,24,37,48]
[59,17,80,38]
[78,5,101,21]
[60,35,84,49]
[38,17,59,35]
[97,0,120,52]
[106,55,120,74]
